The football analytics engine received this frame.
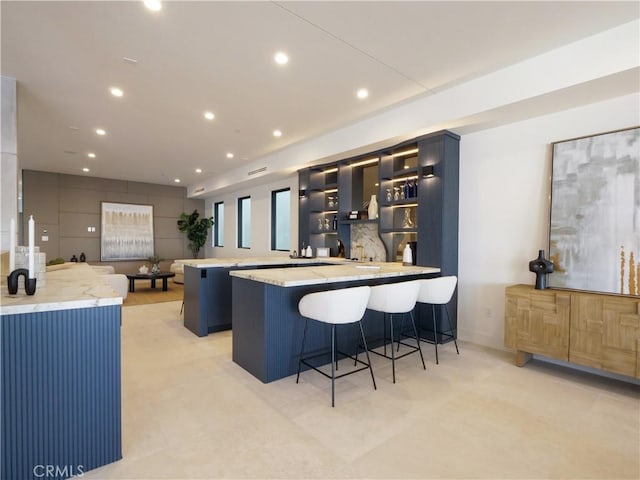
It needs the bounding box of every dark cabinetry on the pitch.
[298,130,460,340]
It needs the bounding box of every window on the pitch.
[237,196,251,248]
[271,188,290,251]
[213,202,224,247]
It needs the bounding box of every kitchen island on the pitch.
[1,264,123,480]
[229,262,440,382]
[182,256,348,336]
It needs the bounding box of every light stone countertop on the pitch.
[229,262,440,287]
[180,256,349,269]
[1,263,122,316]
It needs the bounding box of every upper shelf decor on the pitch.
[549,126,639,296]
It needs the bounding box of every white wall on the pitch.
[203,174,299,258]
[457,92,640,350]
[1,76,18,261]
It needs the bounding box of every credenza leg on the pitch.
[515,350,532,367]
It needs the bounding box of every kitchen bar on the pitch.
[229,262,440,382]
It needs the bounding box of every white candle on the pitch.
[28,215,35,279]
[9,217,15,272]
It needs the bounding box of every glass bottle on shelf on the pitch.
[404,179,410,199]
[332,215,338,230]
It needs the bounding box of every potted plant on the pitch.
[148,255,163,273]
[177,210,214,258]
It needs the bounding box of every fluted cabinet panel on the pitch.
[1,305,122,479]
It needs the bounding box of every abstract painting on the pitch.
[101,202,154,261]
[549,126,639,296]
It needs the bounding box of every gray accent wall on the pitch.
[22,170,204,268]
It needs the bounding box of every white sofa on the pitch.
[100,273,128,300]
[170,260,189,284]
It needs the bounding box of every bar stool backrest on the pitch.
[367,280,420,314]
[298,286,371,325]
[417,276,457,305]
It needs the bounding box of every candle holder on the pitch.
[7,268,37,296]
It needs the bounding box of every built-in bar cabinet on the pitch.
[298,130,460,341]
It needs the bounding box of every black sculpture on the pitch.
[529,249,554,289]
[7,268,37,295]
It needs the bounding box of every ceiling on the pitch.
[2,1,638,190]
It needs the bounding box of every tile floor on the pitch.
[84,301,640,479]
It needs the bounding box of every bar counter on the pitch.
[182,256,349,336]
[229,262,440,382]
[1,263,122,315]
[1,264,122,480]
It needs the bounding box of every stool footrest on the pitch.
[368,340,422,361]
[300,350,372,381]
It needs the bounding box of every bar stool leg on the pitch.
[432,304,439,365]
[390,314,396,383]
[410,311,426,370]
[445,305,460,354]
[331,324,336,407]
[358,321,377,390]
[296,318,310,383]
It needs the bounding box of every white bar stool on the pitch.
[416,276,459,364]
[364,280,425,383]
[296,286,376,407]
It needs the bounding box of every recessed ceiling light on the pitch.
[274,52,289,65]
[226,152,234,159]
[204,111,215,120]
[357,88,369,99]
[69,126,79,130]
[144,0,162,12]
[87,153,96,158]
[95,128,106,136]
[174,178,181,183]
[195,168,202,173]
[109,87,124,97]
[82,167,90,172]
[273,130,282,137]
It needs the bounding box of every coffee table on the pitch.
[125,271,176,293]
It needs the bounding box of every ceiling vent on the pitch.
[193,187,205,195]
[248,166,267,176]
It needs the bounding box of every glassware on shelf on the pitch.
[399,187,405,200]
[324,218,330,230]
[327,196,335,208]
[317,218,324,231]
[386,188,392,202]
[393,187,400,201]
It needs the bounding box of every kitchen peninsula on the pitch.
[230,262,439,382]
[0,264,122,480]
[182,256,348,336]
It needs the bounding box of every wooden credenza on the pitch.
[505,284,640,378]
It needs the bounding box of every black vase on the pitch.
[529,249,554,289]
